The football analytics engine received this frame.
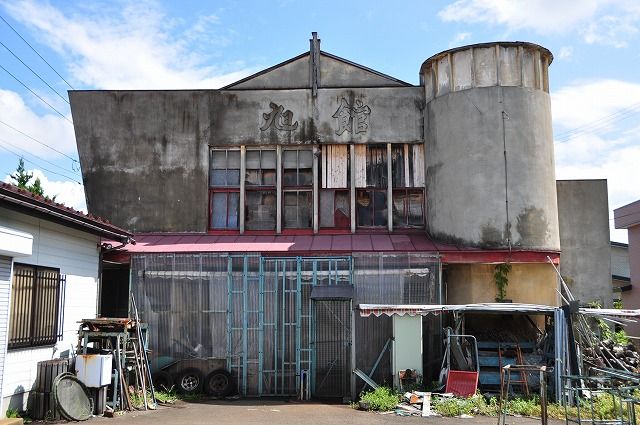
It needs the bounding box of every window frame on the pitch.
[282,148,313,230]
[245,148,278,231]
[8,263,66,350]
[391,144,425,229]
[208,149,241,231]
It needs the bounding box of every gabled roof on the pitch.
[222,50,411,90]
[0,182,133,243]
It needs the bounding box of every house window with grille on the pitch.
[245,149,277,230]
[209,149,241,230]
[8,264,66,349]
[391,144,425,228]
[283,148,313,229]
[355,144,388,227]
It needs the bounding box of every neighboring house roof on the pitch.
[0,182,133,243]
[614,199,640,229]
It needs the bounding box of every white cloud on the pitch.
[438,0,639,47]
[0,89,76,156]
[557,46,573,60]
[552,79,640,243]
[4,168,86,212]
[3,0,254,89]
[449,32,472,48]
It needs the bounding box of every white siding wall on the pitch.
[0,256,12,417]
[0,207,100,413]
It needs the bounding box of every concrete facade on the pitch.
[422,43,559,250]
[615,200,640,337]
[68,38,617,308]
[557,180,612,307]
[446,263,559,306]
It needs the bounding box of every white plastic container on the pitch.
[75,354,113,387]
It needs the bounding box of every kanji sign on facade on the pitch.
[332,98,371,135]
[260,102,299,132]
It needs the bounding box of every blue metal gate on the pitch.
[227,256,352,396]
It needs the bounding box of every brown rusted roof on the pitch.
[0,182,132,242]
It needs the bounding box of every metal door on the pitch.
[313,299,351,398]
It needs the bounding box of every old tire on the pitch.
[175,368,203,394]
[152,371,174,391]
[204,369,233,397]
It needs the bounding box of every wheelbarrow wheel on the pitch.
[204,369,233,397]
[152,371,174,392]
[175,368,203,394]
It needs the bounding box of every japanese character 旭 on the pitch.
[332,98,371,135]
[260,102,299,132]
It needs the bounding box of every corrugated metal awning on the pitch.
[106,233,560,265]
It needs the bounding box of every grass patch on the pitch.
[358,387,401,411]
[5,407,21,418]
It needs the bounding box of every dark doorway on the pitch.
[100,266,130,317]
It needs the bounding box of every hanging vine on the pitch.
[494,262,512,302]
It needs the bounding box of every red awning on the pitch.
[105,233,560,265]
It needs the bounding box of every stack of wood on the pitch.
[583,340,639,374]
[394,391,435,417]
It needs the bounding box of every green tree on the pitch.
[10,158,33,189]
[10,158,55,201]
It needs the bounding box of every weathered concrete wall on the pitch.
[71,86,423,232]
[229,53,407,90]
[425,86,559,249]
[70,91,212,232]
[557,180,612,307]
[446,263,558,306]
[213,87,423,146]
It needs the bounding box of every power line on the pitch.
[554,103,640,144]
[0,137,79,175]
[0,12,75,90]
[0,40,70,104]
[0,64,73,124]
[0,144,82,183]
[0,119,79,163]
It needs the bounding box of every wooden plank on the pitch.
[354,145,367,188]
[412,144,425,187]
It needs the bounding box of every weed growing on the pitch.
[359,387,401,411]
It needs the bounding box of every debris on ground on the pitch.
[583,339,639,374]
[393,391,441,417]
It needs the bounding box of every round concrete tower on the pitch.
[422,42,560,250]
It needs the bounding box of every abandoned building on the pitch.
[68,35,612,399]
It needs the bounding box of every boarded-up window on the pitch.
[283,148,313,229]
[320,145,350,229]
[391,144,425,228]
[246,149,277,230]
[356,144,388,227]
[209,149,240,230]
[9,264,65,349]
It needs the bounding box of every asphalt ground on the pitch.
[89,399,566,425]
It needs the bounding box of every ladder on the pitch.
[498,343,529,396]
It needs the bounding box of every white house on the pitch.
[0,182,131,417]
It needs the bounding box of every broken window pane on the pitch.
[365,145,387,188]
[283,148,313,187]
[320,190,350,228]
[283,191,312,229]
[393,189,424,227]
[246,149,276,186]
[245,190,276,230]
[391,145,405,188]
[356,189,387,227]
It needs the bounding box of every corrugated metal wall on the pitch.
[130,252,441,398]
[0,256,13,415]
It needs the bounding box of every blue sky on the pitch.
[0,0,639,242]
